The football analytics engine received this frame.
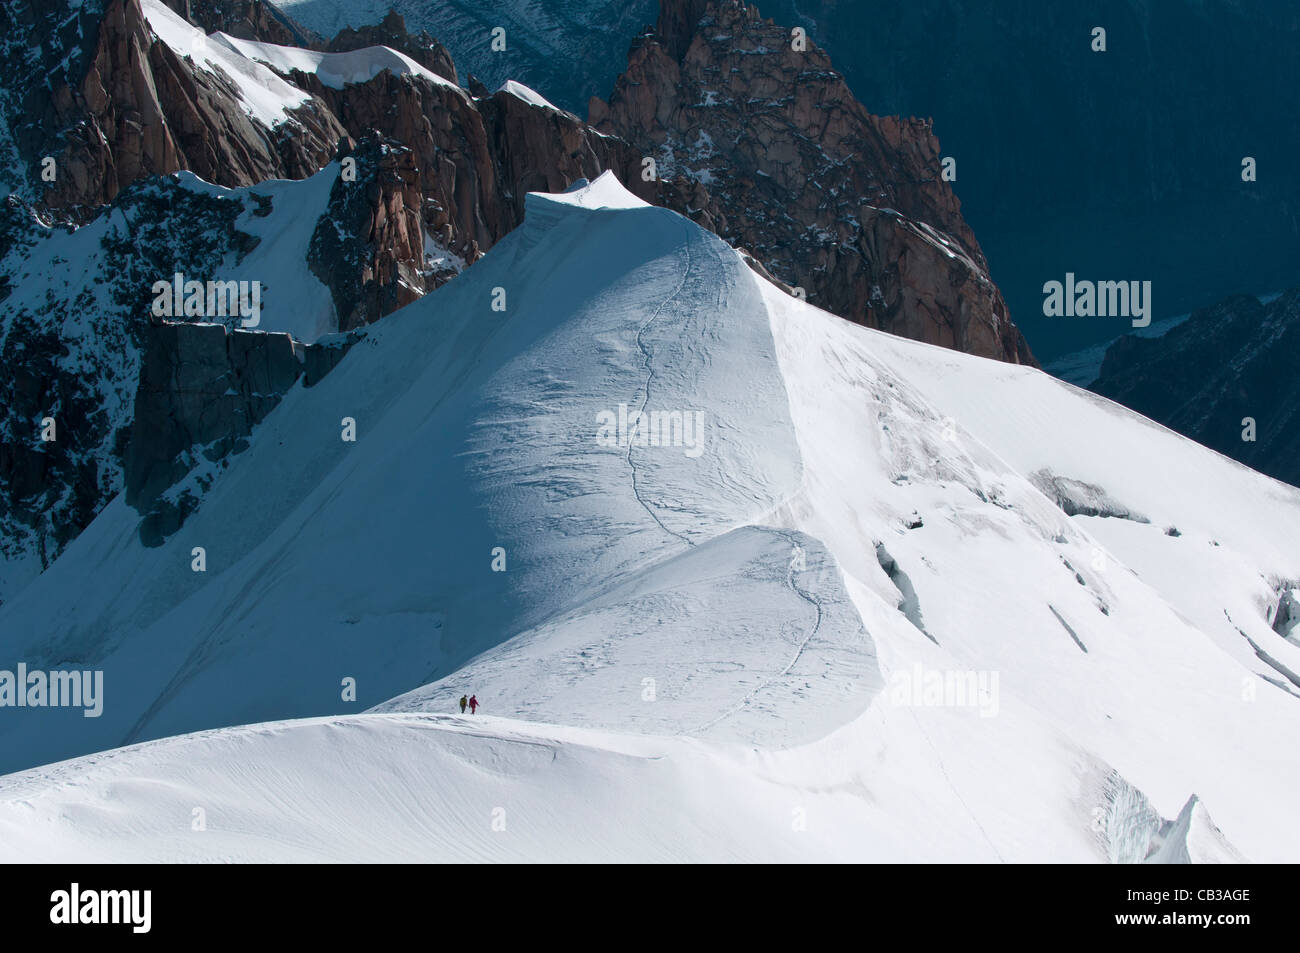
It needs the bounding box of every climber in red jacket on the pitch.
[469,695,479,714]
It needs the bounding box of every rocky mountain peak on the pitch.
[591,0,1034,364]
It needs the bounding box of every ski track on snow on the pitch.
[624,217,697,547]
[692,528,826,735]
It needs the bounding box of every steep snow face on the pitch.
[3,172,1300,862]
[174,168,341,341]
[140,0,313,127]
[859,324,1300,689]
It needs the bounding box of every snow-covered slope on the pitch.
[2,173,1298,863]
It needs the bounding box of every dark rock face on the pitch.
[478,86,652,225]
[123,319,360,545]
[0,179,251,585]
[589,0,1034,364]
[0,0,107,199]
[124,322,296,522]
[308,136,427,331]
[1092,289,1300,488]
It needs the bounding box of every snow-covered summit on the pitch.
[532,169,649,210]
[496,79,560,112]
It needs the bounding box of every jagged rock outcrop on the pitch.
[28,0,1028,364]
[295,66,652,271]
[478,86,651,223]
[589,0,1034,364]
[38,0,344,213]
[123,319,362,544]
[1092,289,1300,488]
[308,136,426,330]
[31,0,645,251]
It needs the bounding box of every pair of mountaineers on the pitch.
[458,694,479,715]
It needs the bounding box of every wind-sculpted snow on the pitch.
[762,290,1300,862]
[4,173,1300,862]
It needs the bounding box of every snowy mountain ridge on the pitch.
[1,173,1297,862]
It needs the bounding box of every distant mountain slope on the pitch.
[275,0,657,111]
[2,174,1298,862]
[590,0,1034,364]
[753,0,1300,359]
[1091,288,1300,488]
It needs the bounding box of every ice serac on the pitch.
[589,0,1034,365]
